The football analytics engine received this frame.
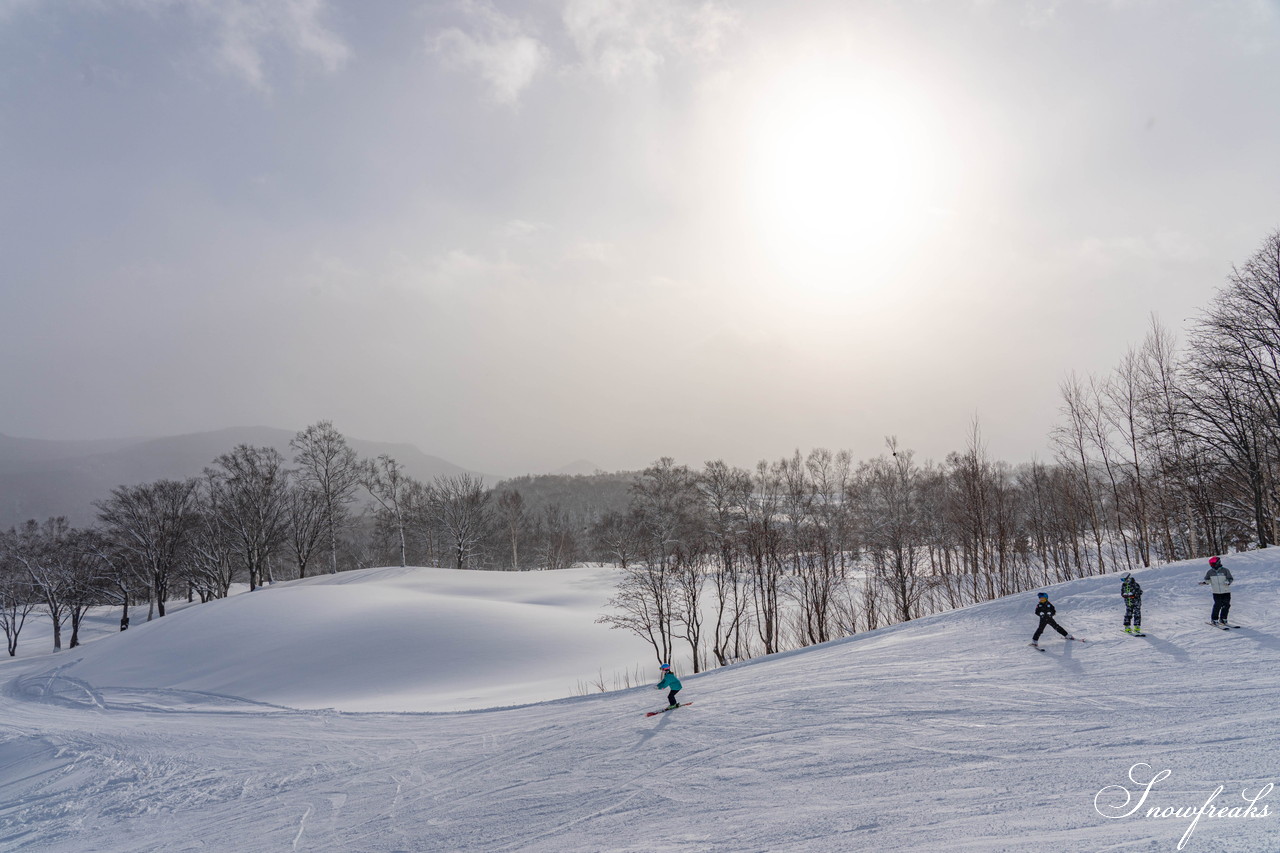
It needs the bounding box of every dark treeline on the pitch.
[2,230,1277,665]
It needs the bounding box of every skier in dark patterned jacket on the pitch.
[1121,573,1143,634]
[1032,592,1073,644]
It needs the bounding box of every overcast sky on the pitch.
[1,0,1277,475]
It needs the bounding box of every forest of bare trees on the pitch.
[2,230,1278,669]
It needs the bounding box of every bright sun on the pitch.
[746,65,940,281]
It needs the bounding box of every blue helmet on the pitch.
[659,663,671,671]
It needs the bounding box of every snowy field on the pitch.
[0,556,1277,852]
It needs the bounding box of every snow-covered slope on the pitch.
[44,566,654,712]
[1,555,1277,852]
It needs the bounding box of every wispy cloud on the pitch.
[193,0,349,89]
[428,0,736,101]
[0,0,349,89]
[121,0,349,90]
[500,219,547,239]
[429,0,547,104]
[561,0,737,81]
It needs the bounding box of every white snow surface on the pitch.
[41,566,655,712]
[1,556,1278,852]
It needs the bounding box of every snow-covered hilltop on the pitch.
[1,554,1277,852]
[39,566,655,713]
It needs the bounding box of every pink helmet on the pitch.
[1208,556,1221,567]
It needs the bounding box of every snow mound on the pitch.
[46,566,652,712]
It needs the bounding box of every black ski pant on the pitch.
[1124,600,1142,627]
[1033,616,1069,641]
[1211,593,1231,622]
[668,689,680,707]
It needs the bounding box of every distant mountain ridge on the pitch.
[553,459,603,476]
[0,426,482,529]
[0,433,151,474]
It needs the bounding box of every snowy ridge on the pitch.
[0,555,1277,851]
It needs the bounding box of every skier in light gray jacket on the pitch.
[1199,556,1234,626]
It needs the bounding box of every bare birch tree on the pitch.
[95,478,201,618]
[745,459,784,654]
[9,518,78,651]
[291,421,361,574]
[494,489,527,570]
[432,473,491,570]
[699,459,752,666]
[284,482,327,579]
[0,536,36,655]
[362,455,415,568]
[856,439,930,623]
[205,445,290,591]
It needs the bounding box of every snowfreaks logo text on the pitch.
[1094,763,1273,850]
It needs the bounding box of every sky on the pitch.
[1,0,1278,476]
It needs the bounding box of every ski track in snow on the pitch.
[1,556,1278,852]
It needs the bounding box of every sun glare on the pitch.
[746,65,941,282]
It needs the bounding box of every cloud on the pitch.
[499,219,547,239]
[116,0,349,90]
[429,1,547,104]
[426,0,734,99]
[0,1,349,89]
[560,0,737,80]
[194,0,350,89]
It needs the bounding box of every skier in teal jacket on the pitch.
[655,664,682,708]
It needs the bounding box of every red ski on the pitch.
[645,702,692,717]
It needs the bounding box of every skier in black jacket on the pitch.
[1121,573,1143,634]
[1032,592,1073,644]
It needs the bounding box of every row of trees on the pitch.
[599,436,1138,673]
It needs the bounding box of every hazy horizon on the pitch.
[3,1,1277,475]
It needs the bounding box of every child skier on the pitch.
[1199,555,1234,626]
[655,663,682,709]
[1120,573,1143,635]
[1032,592,1074,645]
